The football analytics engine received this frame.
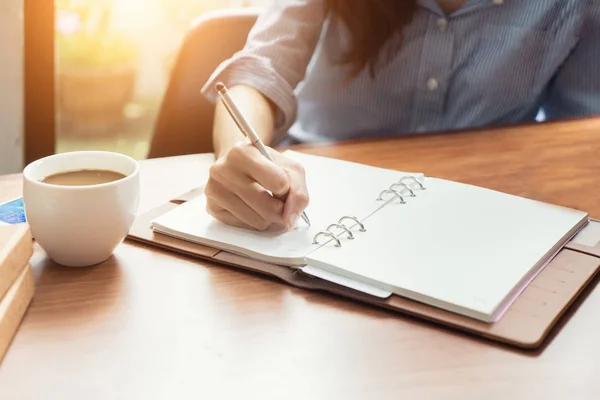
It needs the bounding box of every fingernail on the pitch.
[287,213,299,230]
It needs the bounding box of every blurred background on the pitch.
[55,0,267,159]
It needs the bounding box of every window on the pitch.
[55,0,266,159]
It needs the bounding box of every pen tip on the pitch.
[301,212,311,226]
[215,82,225,92]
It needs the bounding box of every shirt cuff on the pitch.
[201,54,298,143]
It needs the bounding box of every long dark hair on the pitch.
[324,0,418,79]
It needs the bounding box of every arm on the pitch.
[203,0,327,152]
[542,2,600,119]
[201,0,326,231]
[212,84,276,159]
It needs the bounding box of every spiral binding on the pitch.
[312,231,342,247]
[399,176,426,190]
[389,183,415,197]
[311,175,426,247]
[312,215,365,246]
[338,216,366,232]
[377,189,406,204]
[326,224,355,240]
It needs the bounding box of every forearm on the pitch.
[213,84,276,159]
[202,1,326,152]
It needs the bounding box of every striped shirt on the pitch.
[202,0,600,144]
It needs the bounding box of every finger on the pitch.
[228,144,290,197]
[240,181,286,223]
[267,151,310,230]
[214,170,285,224]
[209,150,286,225]
[207,202,286,233]
[205,179,271,231]
[205,203,253,230]
[282,172,310,231]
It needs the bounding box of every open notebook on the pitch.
[151,151,589,323]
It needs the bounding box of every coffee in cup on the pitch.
[22,151,140,267]
[41,169,127,186]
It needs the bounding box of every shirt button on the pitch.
[427,77,439,91]
[493,0,503,4]
[437,18,447,30]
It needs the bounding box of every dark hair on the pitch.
[324,0,418,79]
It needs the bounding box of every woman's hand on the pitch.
[205,141,309,231]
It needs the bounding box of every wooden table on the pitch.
[1,118,600,399]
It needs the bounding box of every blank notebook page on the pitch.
[151,151,423,265]
[305,177,588,321]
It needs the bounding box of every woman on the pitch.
[200,0,599,232]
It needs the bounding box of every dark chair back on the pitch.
[148,9,259,158]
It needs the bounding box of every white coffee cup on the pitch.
[22,151,140,267]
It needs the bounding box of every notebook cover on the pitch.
[0,264,34,364]
[127,195,600,349]
[0,225,33,303]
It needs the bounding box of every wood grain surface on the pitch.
[0,118,599,400]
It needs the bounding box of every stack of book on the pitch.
[0,224,34,364]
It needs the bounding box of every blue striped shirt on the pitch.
[202,0,600,144]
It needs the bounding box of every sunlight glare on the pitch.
[110,0,163,38]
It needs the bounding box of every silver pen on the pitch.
[215,82,311,227]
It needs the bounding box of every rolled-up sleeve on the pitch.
[543,1,600,119]
[201,0,326,138]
